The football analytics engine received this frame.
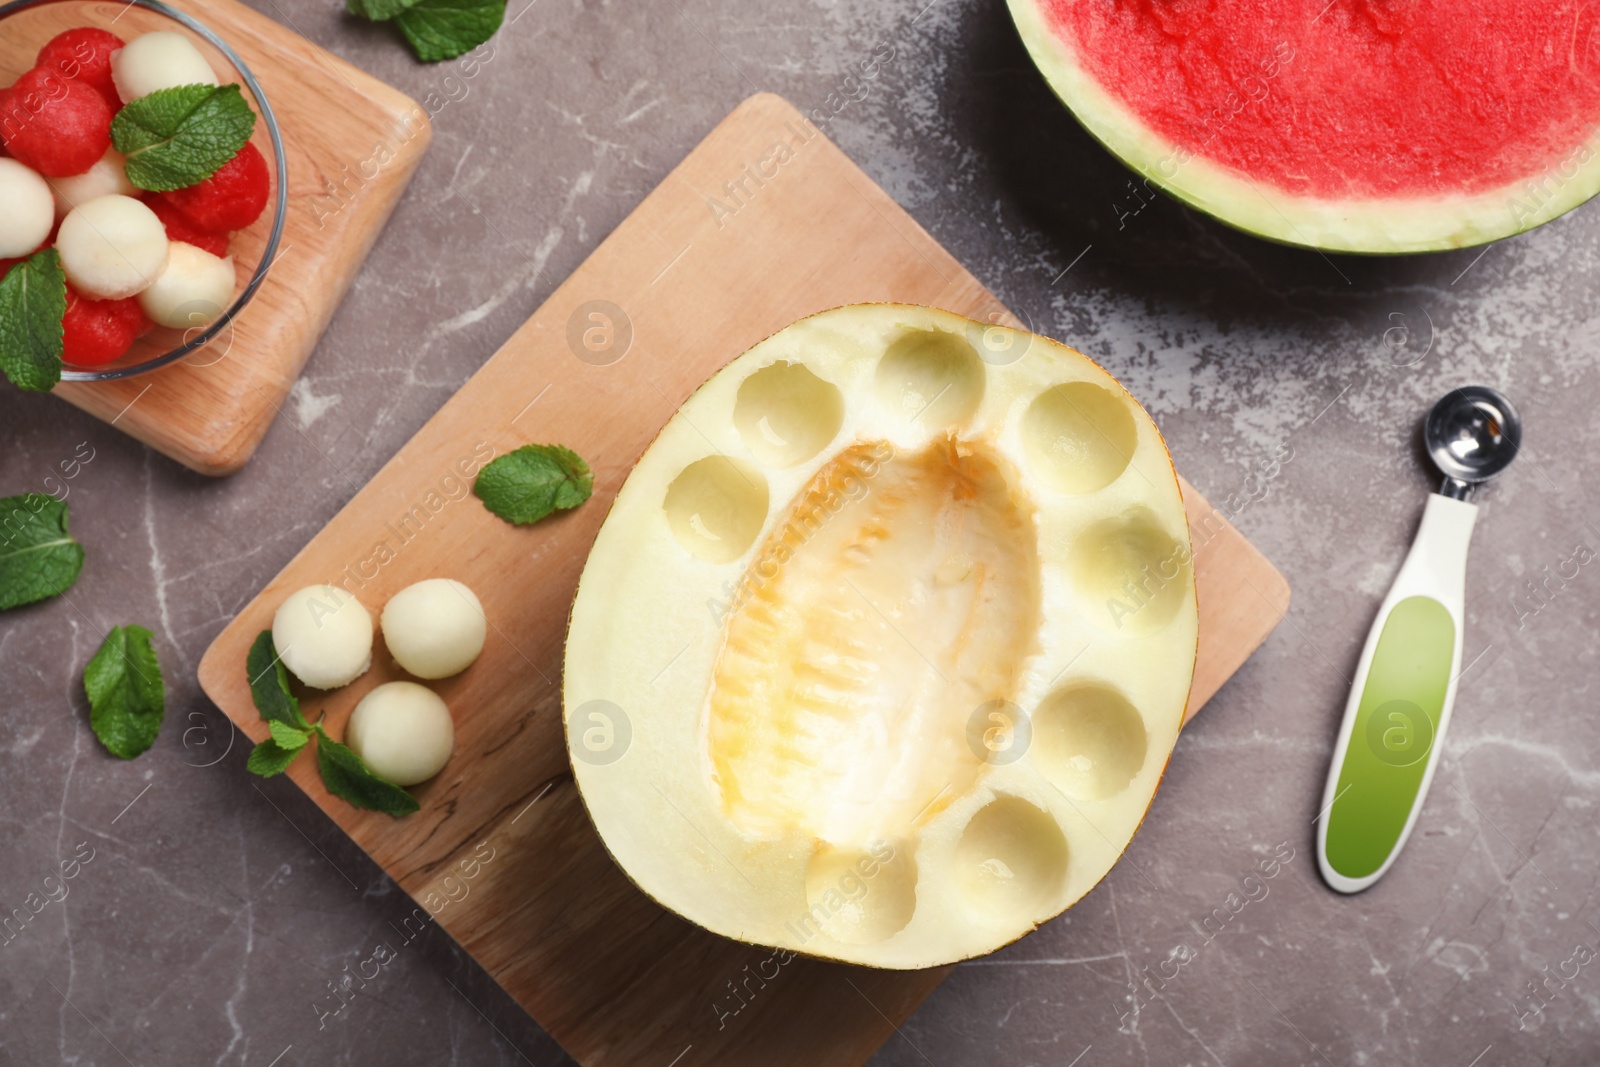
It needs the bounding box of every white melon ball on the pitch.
[58,195,169,300]
[381,579,487,679]
[345,681,454,786]
[48,150,137,219]
[0,159,54,259]
[112,32,219,103]
[272,585,373,690]
[137,242,235,329]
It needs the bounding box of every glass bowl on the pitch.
[0,0,287,381]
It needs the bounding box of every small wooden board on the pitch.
[198,93,1290,1065]
[0,0,431,476]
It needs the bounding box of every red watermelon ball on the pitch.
[158,141,270,233]
[144,195,230,258]
[62,284,147,367]
[0,66,112,177]
[37,28,126,110]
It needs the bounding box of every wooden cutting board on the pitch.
[197,93,1290,1066]
[0,0,430,476]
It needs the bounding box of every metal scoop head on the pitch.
[1424,385,1521,500]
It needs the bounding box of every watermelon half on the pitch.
[1007,0,1600,253]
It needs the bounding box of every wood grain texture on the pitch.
[197,93,1289,1066]
[0,0,431,475]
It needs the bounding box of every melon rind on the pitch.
[563,304,1198,970]
[1006,0,1600,254]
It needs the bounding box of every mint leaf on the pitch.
[248,721,310,777]
[246,630,309,730]
[347,0,422,20]
[474,444,592,525]
[84,625,165,759]
[243,631,416,815]
[0,493,84,610]
[112,84,256,192]
[0,249,66,393]
[394,0,504,62]
[314,730,419,817]
[269,719,310,750]
[247,738,302,777]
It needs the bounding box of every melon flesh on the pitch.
[1009,0,1600,252]
[563,305,1197,969]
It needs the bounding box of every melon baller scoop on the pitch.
[1317,385,1521,893]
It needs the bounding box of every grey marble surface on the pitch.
[5,0,1600,1064]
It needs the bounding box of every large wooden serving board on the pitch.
[0,0,431,476]
[198,93,1290,1065]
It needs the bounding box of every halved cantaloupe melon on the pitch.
[563,304,1197,969]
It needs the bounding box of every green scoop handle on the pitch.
[1317,493,1476,893]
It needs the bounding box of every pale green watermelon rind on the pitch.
[1006,0,1600,254]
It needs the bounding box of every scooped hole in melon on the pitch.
[1032,683,1148,801]
[1022,382,1138,494]
[1067,509,1191,636]
[873,328,985,431]
[733,361,845,467]
[803,842,919,945]
[664,456,769,563]
[954,796,1068,917]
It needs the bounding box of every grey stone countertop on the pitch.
[5,0,1600,1064]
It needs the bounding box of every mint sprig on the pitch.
[112,84,256,192]
[85,625,166,759]
[0,493,84,610]
[347,0,504,63]
[474,444,593,525]
[243,630,419,817]
[0,249,66,393]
